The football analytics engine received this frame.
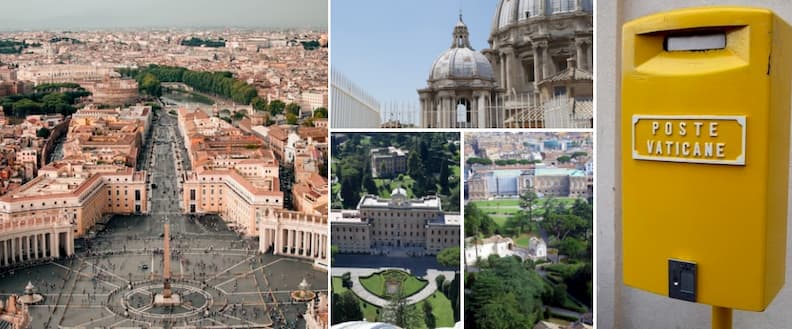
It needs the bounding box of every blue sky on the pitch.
[331,0,498,102]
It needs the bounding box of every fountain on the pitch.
[290,278,316,302]
[18,282,43,305]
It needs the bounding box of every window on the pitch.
[551,0,575,13]
[554,86,567,97]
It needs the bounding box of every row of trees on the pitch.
[180,37,225,48]
[118,65,259,105]
[466,157,543,166]
[1,89,90,118]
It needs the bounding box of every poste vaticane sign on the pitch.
[632,115,746,165]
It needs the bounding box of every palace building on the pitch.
[0,163,148,267]
[331,189,460,256]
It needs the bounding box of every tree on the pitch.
[382,294,424,329]
[557,155,571,163]
[286,102,301,116]
[139,72,162,97]
[468,257,545,328]
[435,275,447,295]
[439,159,450,194]
[423,301,436,329]
[286,112,298,125]
[331,291,363,324]
[518,189,539,233]
[362,173,378,195]
[41,92,72,114]
[407,151,426,196]
[252,96,268,112]
[340,168,361,209]
[541,213,586,241]
[36,127,51,139]
[437,246,460,268]
[12,99,42,117]
[465,203,497,237]
[477,294,528,329]
[313,107,328,118]
[269,100,286,116]
[558,237,586,259]
[331,245,339,264]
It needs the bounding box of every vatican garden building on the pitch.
[421,0,593,128]
[331,189,461,256]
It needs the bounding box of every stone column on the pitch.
[300,231,306,257]
[505,53,512,92]
[2,240,6,266]
[586,40,593,72]
[46,233,52,258]
[54,231,60,258]
[273,229,280,255]
[575,39,586,71]
[22,236,27,261]
[533,45,543,83]
[322,235,327,259]
[540,42,551,81]
[313,234,322,257]
[478,94,488,128]
[447,97,454,128]
[67,232,74,256]
[575,0,583,12]
[500,54,507,89]
[289,230,294,255]
[33,234,39,259]
[420,98,427,128]
[11,237,17,263]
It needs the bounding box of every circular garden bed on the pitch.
[359,269,428,299]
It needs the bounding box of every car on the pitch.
[140,264,149,270]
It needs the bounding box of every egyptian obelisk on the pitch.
[163,223,172,298]
[154,222,180,305]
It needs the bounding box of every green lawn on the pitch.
[372,175,416,199]
[361,300,379,322]
[332,276,381,322]
[359,273,385,296]
[416,292,455,328]
[471,199,521,207]
[514,233,539,248]
[359,270,428,298]
[490,214,509,227]
[332,277,348,294]
[403,276,429,297]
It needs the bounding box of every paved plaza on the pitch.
[0,108,327,328]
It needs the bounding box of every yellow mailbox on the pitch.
[622,7,792,311]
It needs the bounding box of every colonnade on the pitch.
[0,229,74,267]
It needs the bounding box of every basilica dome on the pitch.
[428,16,495,82]
[492,0,594,33]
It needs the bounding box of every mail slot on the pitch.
[621,7,792,311]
